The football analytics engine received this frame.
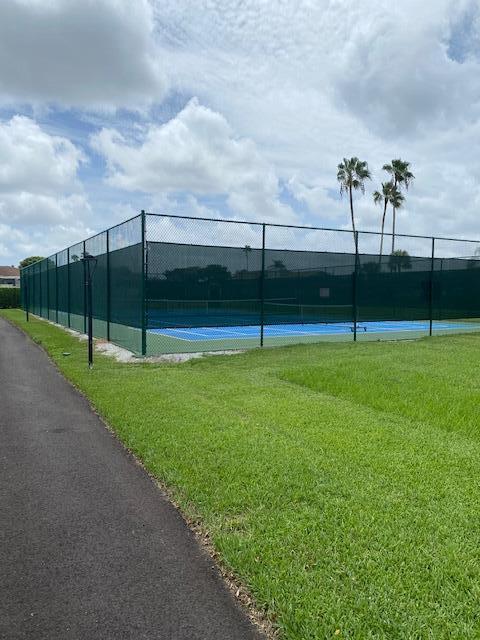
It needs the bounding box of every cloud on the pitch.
[0,0,166,109]
[0,115,84,198]
[0,115,93,264]
[91,98,297,223]
[4,0,480,264]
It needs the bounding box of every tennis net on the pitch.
[264,302,354,325]
[147,298,295,328]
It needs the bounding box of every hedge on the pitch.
[0,287,21,308]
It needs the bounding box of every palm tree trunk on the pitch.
[349,185,356,235]
[391,208,396,253]
[391,177,397,253]
[379,200,387,263]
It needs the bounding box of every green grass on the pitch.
[4,308,480,639]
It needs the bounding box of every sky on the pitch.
[1,0,480,265]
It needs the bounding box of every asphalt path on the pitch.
[0,317,263,640]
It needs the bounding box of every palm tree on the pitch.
[271,259,287,271]
[373,182,404,260]
[389,250,412,273]
[337,157,371,236]
[243,245,252,271]
[382,159,414,252]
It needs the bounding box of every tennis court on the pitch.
[150,319,480,342]
[21,212,480,355]
[146,298,480,348]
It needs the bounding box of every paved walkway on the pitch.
[0,318,263,640]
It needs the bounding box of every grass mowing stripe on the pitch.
[4,309,480,639]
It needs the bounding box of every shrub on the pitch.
[0,287,21,308]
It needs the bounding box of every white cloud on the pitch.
[91,98,298,224]
[148,0,480,241]
[0,115,93,264]
[0,0,166,109]
[3,0,480,264]
[0,116,83,197]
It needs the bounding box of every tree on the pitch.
[163,264,232,283]
[467,247,480,269]
[361,261,381,274]
[389,250,412,273]
[337,157,371,235]
[373,182,404,260]
[19,256,44,269]
[243,245,252,271]
[382,159,414,252]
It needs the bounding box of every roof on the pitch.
[0,266,20,277]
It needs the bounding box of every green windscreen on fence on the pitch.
[20,213,480,356]
[69,241,85,334]
[108,216,144,354]
[57,249,69,326]
[433,239,480,331]
[85,232,108,339]
[21,214,144,355]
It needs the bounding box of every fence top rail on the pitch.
[19,210,480,272]
[145,211,480,245]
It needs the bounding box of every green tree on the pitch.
[19,256,44,269]
[270,259,287,271]
[382,159,414,252]
[373,182,404,260]
[337,157,371,235]
[360,261,381,274]
[389,250,412,273]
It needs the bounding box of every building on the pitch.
[0,266,20,288]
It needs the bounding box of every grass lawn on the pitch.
[4,308,480,639]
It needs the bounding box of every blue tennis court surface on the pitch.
[150,320,480,342]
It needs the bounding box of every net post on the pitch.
[106,228,111,342]
[67,247,71,328]
[353,231,359,342]
[429,237,435,337]
[55,253,59,324]
[141,210,147,356]
[260,223,266,347]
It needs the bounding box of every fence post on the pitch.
[55,253,59,324]
[353,231,359,342]
[260,223,266,347]
[38,261,42,318]
[429,237,435,337]
[31,266,35,316]
[67,247,71,328]
[24,270,29,321]
[141,210,147,356]
[439,258,443,321]
[83,240,87,334]
[106,228,111,342]
[46,260,50,320]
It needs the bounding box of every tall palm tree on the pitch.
[373,182,404,260]
[337,157,371,236]
[382,159,414,252]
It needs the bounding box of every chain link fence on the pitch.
[20,212,480,356]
